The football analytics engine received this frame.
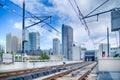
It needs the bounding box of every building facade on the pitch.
[62,24,73,60]
[97,43,110,59]
[53,38,60,55]
[81,48,87,60]
[72,43,81,61]
[6,33,21,53]
[0,45,4,53]
[29,32,40,50]
[84,50,95,61]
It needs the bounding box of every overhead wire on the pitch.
[86,0,109,17]
[69,0,96,49]
[0,0,60,37]
[73,0,90,36]
[0,3,22,17]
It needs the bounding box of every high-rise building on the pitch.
[29,32,40,50]
[62,24,73,60]
[60,44,62,55]
[53,38,60,55]
[0,45,4,53]
[6,33,22,53]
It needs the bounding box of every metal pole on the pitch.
[107,27,109,57]
[79,44,81,60]
[118,31,120,55]
[22,0,25,61]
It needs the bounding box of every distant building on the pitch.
[26,50,41,56]
[84,50,95,61]
[29,32,40,50]
[53,38,60,55]
[62,24,73,60]
[72,43,81,61]
[97,43,110,59]
[0,45,4,53]
[42,49,50,55]
[49,48,53,55]
[42,48,53,55]
[81,48,87,60]
[110,47,120,57]
[6,33,21,53]
[60,44,62,55]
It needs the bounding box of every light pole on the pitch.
[107,27,109,57]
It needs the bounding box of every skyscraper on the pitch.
[29,32,40,50]
[53,38,60,55]
[62,24,73,60]
[6,33,22,53]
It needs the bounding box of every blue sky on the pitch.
[0,0,120,50]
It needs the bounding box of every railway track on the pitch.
[0,62,83,80]
[0,61,97,80]
[39,62,97,80]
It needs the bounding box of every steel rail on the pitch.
[0,62,83,79]
[41,62,95,80]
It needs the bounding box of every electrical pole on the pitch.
[107,27,109,57]
[118,31,120,55]
[22,0,25,61]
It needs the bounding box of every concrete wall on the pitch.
[50,55,62,60]
[72,46,81,60]
[98,58,120,72]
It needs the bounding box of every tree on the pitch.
[40,52,50,60]
[0,52,3,56]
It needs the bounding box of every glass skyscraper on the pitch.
[53,38,60,55]
[29,32,40,50]
[62,24,73,60]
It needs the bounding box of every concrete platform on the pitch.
[98,58,120,72]
[98,72,120,80]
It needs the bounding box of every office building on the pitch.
[53,38,60,55]
[6,33,21,53]
[72,43,81,61]
[29,32,40,50]
[0,45,4,53]
[62,24,73,60]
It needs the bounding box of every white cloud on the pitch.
[14,22,22,30]
[0,40,5,44]
[10,0,120,50]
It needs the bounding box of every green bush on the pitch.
[40,53,50,60]
[15,56,22,60]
